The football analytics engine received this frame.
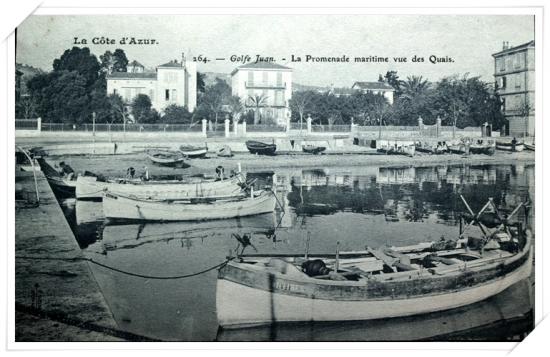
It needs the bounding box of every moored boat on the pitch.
[496,139,524,152]
[216,197,532,328]
[246,140,277,156]
[447,140,470,155]
[302,145,326,155]
[415,141,448,155]
[75,173,246,200]
[146,149,187,167]
[102,189,277,221]
[36,157,77,197]
[179,145,208,158]
[469,139,496,155]
[524,143,535,151]
[377,140,415,157]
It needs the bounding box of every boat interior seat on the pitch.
[265,258,306,278]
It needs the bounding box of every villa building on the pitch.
[106,56,197,114]
[351,81,395,105]
[492,40,535,137]
[231,62,292,126]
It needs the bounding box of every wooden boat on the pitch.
[415,142,448,155]
[469,139,496,156]
[496,140,524,152]
[246,141,277,156]
[179,145,208,158]
[102,190,277,221]
[377,140,415,157]
[302,145,326,155]
[36,157,77,197]
[216,197,532,328]
[218,145,234,157]
[146,150,187,167]
[75,173,246,200]
[448,141,470,155]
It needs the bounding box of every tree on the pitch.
[197,78,231,127]
[197,72,206,93]
[53,47,100,88]
[289,91,314,130]
[112,49,129,73]
[248,94,268,124]
[162,104,193,124]
[131,94,157,123]
[227,96,244,124]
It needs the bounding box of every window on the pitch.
[501,76,507,89]
[247,71,254,86]
[172,89,177,102]
[514,53,522,69]
[165,89,170,101]
[515,76,521,89]
[124,88,131,101]
[262,71,268,85]
[498,58,505,72]
[502,98,506,112]
[276,72,283,86]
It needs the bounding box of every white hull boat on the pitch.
[217,197,532,328]
[76,174,245,200]
[102,190,277,221]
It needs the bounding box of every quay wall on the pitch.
[15,171,121,341]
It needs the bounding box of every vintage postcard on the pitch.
[10,6,541,346]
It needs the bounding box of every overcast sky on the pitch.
[16,15,534,87]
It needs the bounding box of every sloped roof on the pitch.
[492,40,535,57]
[107,72,157,79]
[158,60,184,68]
[231,61,291,75]
[352,81,395,91]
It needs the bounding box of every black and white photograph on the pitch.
[9,5,543,346]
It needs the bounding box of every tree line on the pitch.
[289,71,506,129]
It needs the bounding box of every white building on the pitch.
[351,81,395,105]
[231,62,292,126]
[107,57,197,113]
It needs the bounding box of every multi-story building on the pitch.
[231,62,292,126]
[351,81,395,105]
[492,40,535,137]
[107,56,197,114]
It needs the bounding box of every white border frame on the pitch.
[2,1,546,355]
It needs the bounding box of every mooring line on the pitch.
[15,255,234,280]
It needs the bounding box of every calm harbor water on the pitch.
[58,162,535,341]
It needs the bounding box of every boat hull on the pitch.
[302,146,326,155]
[217,243,532,328]
[103,191,277,221]
[46,176,77,198]
[496,142,524,152]
[246,141,277,156]
[179,147,208,158]
[76,175,244,200]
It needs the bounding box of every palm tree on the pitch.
[228,95,244,124]
[400,75,430,101]
[248,94,268,124]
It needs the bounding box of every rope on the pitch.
[15,255,233,280]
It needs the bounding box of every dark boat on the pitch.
[246,140,277,155]
[146,149,188,167]
[302,145,326,155]
[179,145,208,158]
[36,157,77,198]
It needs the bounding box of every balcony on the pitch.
[245,81,286,89]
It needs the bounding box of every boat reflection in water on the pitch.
[216,277,533,342]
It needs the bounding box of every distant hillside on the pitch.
[201,72,231,87]
[16,63,43,95]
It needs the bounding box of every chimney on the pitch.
[502,41,507,50]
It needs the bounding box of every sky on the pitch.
[16,15,534,87]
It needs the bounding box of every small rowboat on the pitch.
[246,141,277,156]
[496,140,524,152]
[415,142,448,155]
[75,173,246,200]
[102,190,277,222]
[469,139,496,156]
[216,197,532,328]
[36,157,77,197]
[302,145,326,155]
[146,150,187,167]
[448,142,470,155]
[377,140,415,157]
[179,145,208,158]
